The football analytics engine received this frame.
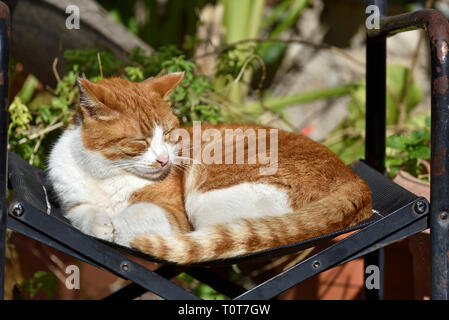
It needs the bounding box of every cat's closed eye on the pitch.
[130,138,150,146]
[164,129,173,141]
[117,138,150,156]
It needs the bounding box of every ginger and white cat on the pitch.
[48,73,372,264]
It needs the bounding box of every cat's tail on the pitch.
[130,180,372,264]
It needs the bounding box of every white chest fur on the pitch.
[48,126,152,216]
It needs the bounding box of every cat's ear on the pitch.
[77,78,117,121]
[143,72,184,99]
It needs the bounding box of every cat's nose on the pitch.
[156,154,169,167]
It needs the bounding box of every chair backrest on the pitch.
[365,0,449,299]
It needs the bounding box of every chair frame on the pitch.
[0,0,448,300]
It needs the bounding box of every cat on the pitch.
[48,72,372,264]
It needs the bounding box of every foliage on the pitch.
[8,68,78,169]
[215,45,258,83]
[325,63,430,181]
[8,97,32,137]
[128,46,184,76]
[386,114,430,180]
[21,271,59,299]
[64,48,122,79]
[160,54,224,124]
[325,64,424,166]
[215,0,266,104]
[256,0,309,86]
[176,273,229,300]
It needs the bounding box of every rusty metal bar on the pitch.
[0,1,9,300]
[365,1,387,173]
[364,0,387,301]
[369,8,449,300]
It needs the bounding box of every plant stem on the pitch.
[192,37,364,68]
[245,84,356,114]
[17,75,38,104]
[269,0,308,38]
[15,121,64,146]
[217,0,266,104]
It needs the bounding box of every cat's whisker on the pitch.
[174,163,204,175]
[109,164,135,170]
[109,162,157,170]
[109,162,143,169]
[173,162,196,169]
[175,156,203,165]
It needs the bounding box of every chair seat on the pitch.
[6,152,419,266]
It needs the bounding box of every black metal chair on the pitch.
[0,0,448,300]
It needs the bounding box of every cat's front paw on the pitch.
[90,214,114,242]
[112,203,172,247]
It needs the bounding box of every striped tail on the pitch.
[130,181,372,264]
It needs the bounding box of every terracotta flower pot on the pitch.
[392,160,430,201]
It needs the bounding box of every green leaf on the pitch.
[8,96,32,136]
[21,271,59,299]
[125,66,144,81]
[388,166,400,178]
[386,135,406,150]
[385,156,405,167]
[258,42,286,65]
[408,145,430,160]
[406,129,429,145]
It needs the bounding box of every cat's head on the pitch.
[76,73,184,180]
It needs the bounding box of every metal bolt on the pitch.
[10,202,24,217]
[414,200,427,214]
[440,211,448,221]
[120,262,130,272]
[312,260,321,269]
